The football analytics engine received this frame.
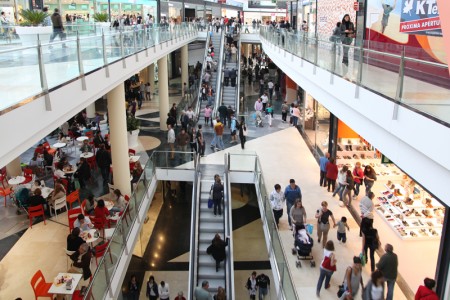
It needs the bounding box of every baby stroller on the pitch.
[292,224,315,268]
[255,111,263,127]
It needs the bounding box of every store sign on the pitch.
[0,0,14,5]
[399,0,442,36]
[353,1,359,11]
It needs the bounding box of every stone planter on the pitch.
[15,26,53,47]
[127,129,140,148]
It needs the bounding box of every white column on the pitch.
[148,63,155,96]
[181,45,189,97]
[6,157,22,177]
[86,102,96,119]
[107,84,131,196]
[158,56,170,131]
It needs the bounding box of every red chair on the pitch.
[80,199,87,215]
[42,141,56,156]
[72,277,94,300]
[85,131,94,140]
[60,178,69,195]
[67,190,81,210]
[128,149,136,156]
[28,205,46,228]
[129,161,136,171]
[30,270,53,300]
[23,168,34,184]
[89,141,96,155]
[68,207,82,233]
[92,216,109,237]
[0,172,7,186]
[94,241,113,266]
[0,175,13,207]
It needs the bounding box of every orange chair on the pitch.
[80,199,87,215]
[66,190,81,210]
[72,277,94,300]
[28,205,46,228]
[128,149,136,156]
[94,241,113,266]
[68,207,82,233]
[0,172,7,186]
[60,178,69,194]
[85,131,94,140]
[0,175,13,207]
[42,141,56,156]
[30,270,53,300]
[23,168,34,184]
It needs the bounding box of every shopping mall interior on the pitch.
[0,0,449,299]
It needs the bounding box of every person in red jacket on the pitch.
[325,157,339,193]
[415,278,439,300]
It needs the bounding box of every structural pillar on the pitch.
[158,55,170,131]
[107,84,131,196]
[86,102,96,120]
[181,45,189,97]
[147,63,155,97]
[6,157,22,177]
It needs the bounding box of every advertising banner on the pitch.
[399,0,442,36]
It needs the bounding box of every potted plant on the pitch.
[127,115,140,148]
[93,12,111,33]
[16,9,52,47]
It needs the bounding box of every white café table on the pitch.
[76,136,89,142]
[48,273,83,296]
[53,142,67,149]
[81,229,100,245]
[8,176,25,185]
[22,184,54,198]
[80,152,94,159]
[129,156,141,163]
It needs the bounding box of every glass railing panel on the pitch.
[109,221,125,275]
[316,40,335,73]
[401,60,450,124]
[80,35,104,73]
[105,32,122,64]
[87,259,109,299]
[0,46,42,109]
[281,263,297,299]
[228,153,257,172]
[151,151,196,169]
[43,39,79,89]
[360,50,399,99]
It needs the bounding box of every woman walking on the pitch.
[212,174,224,216]
[270,184,285,228]
[339,256,364,300]
[316,240,337,297]
[326,157,338,193]
[364,165,377,196]
[238,116,247,149]
[146,275,159,300]
[290,198,307,228]
[343,169,354,207]
[363,270,385,300]
[315,201,337,248]
[340,14,355,66]
[362,224,380,272]
[207,233,229,272]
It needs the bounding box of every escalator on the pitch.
[188,157,234,299]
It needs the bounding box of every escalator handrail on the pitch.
[223,153,235,299]
[212,30,226,118]
[194,30,211,120]
[187,154,201,300]
[236,35,242,115]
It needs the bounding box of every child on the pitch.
[265,103,273,127]
[336,216,350,243]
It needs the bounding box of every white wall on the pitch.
[260,36,450,205]
[0,32,198,168]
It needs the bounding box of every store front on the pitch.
[243,11,287,25]
[300,96,447,295]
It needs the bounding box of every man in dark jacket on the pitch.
[218,104,228,126]
[69,243,92,280]
[49,8,66,48]
[376,243,398,300]
[223,68,230,86]
[96,144,111,188]
[230,68,237,87]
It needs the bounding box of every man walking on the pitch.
[176,128,190,162]
[214,118,225,151]
[284,179,302,227]
[256,273,270,300]
[230,68,237,87]
[223,67,230,86]
[95,144,112,190]
[359,191,375,236]
[194,281,213,300]
[49,8,67,49]
[319,152,330,187]
[376,244,398,300]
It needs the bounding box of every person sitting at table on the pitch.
[30,180,41,194]
[49,179,66,206]
[76,112,88,128]
[54,162,66,179]
[84,194,96,215]
[110,189,127,214]
[79,139,92,153]
[131,162,143,186]
[75,157,91,189]
[74,213,93,231]
[93,131,106,148]
[69,242,92,281]
[28,188,46,207]
[43,148,54,167]
[58,132,68,144]
[94,199,110,227]
[29,152,43,169]
[70,123,81,138]
[67,227,84,252]
[34,143,45,155]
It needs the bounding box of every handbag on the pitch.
[359,252,366,267]
[321,255,337,272]
[208,198,213,209]
[337,267,352,298]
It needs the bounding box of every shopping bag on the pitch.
[208,198,213,209]
[359,252,366,267]
[306,224,313,235]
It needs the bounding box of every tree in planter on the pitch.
[127,115,141,132]
[19,9,48,26]
[93,13,109,23]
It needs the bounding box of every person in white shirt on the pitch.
[267,80,274,100]
[333,165,349,201]
[73,214,93,231]
[110,189,127,213]
[167,124,175,159]
[359,191,375,236]
[159,281,170,300]
[261,93,269,111]
[185,106,195,120]
[270,184,285,228]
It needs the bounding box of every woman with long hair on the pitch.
[340,14,355,66]
[208,233,229,272]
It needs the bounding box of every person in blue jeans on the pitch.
[256,273,270,300]
[333,165,348,201]
[319,152,330,187]
[376,243,398,300]
[284,179,302,227]
[316,241,336,297]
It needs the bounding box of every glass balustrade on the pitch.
[0,23,197,113]
[259,27,450,126]
[228,153,300,300]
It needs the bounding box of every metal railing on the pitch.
[223,153,235,299]
[259,26,450,126]
[212,30,225,117]
[0,23,198,114]
[227,153,300,300]
[235,36,242,115]
[187,154,201,300]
